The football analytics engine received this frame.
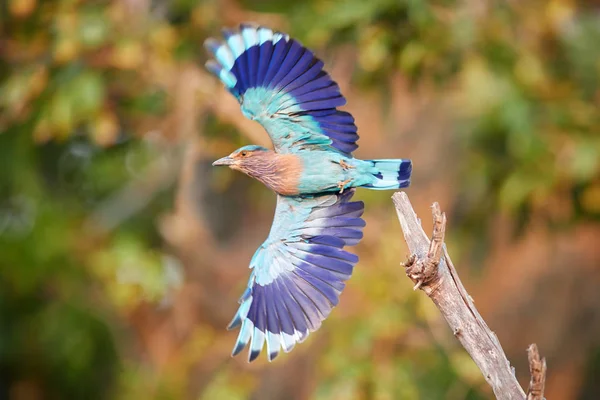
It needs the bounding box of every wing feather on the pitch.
[205,24,359,155]
[227,190,364,361]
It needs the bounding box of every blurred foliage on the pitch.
[1,0,599,399]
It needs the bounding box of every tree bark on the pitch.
[391,192,546,399]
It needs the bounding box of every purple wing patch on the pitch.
[226,190,365,361]
[204,24,359,155]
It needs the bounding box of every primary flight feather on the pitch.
[206,23,412,362]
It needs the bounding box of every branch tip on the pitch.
[526,344,547,400]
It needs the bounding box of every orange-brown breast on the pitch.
[268,154,303,196]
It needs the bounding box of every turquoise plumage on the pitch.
[206,24,412,361]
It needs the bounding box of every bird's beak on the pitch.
[212,156,234,166]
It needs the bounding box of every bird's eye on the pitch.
[240,151,248,157]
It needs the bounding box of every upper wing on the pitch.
[228,190,365,362]
[204,24,359,155]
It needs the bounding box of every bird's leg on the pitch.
[339,159,354,170]
[337,179,352,193]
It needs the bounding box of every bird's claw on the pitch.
[337,179,352,193]
[339,160,354,170]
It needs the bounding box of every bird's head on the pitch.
[212,145,272,175]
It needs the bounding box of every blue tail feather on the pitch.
[363,159,412,190]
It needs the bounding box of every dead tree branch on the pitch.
[392,192,546,400]
[527,344,547,400]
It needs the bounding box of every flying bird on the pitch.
[205,24,412,362]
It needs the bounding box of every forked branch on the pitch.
[392,192,547,400]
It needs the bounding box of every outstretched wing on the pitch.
[228,190,365,362]
[204,24,359,155]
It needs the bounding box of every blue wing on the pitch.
[204,23,359,155]
[228,189,365,362]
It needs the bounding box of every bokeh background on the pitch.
[1,0,600,399]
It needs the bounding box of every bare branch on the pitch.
[527,344,547,400]
[392,192,547,400]
[401,202,446,290]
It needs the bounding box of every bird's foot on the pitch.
[337,179,352,193]
[339,159,354,170]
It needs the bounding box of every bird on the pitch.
[205,23,412,362]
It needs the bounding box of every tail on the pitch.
[363,159,412,190]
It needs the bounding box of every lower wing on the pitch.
[228,189,365,361]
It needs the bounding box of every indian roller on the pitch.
[206,23,412,362]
